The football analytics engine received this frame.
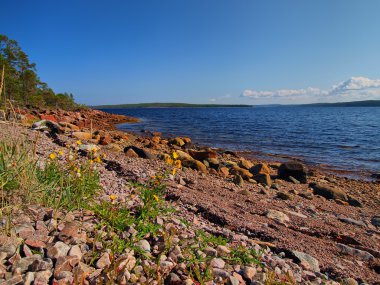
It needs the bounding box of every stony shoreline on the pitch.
[0,108,379,284]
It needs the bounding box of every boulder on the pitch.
[124,146,155,159]
[253,173,272,186]
[239,158,254,170]
[175,150,194,161]
[266,210,290,224]
[278,162,307,183]
[231,165,253,180]
[310,183,347,201]
[169,137,185,147]
[292,251,320,272]
[182,159,208,173]
[72,132,92,140]
[125,148,139,158]
[58,122,80,131]
[99,134,111,145]
[189,149,218,161]
[250,163,270,175]
[40,114,57,122]
[219,166,229,177]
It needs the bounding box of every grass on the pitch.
[0,136,100,211]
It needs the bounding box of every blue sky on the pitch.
[1,0,380,105]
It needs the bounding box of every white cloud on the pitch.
[242,87,324,99]
[209,98,217,102]
[241,76,380,102]
[329,77,380,94]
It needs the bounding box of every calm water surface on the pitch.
[102,107,380,174]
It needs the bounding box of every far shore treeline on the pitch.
[0,34,79,110]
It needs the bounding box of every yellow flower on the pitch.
[58,150,64,156]
[175,160,182,168]
[166,157,173,165]
[76,140,82,145]
[49,153,56,160]
[102,153,107,158]
[109,195,117,201]
[153,195,159,202]
[172,168,177,175]
[172,151,179,159]
[94,156,101,163]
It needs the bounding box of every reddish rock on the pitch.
[54,256,80,277]
[40,114,57,122]
[99,134,111,145]
[25,239,46,249]
[189,149,218,161]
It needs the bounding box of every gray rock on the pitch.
[228,276,240,285]
[292,251,320,272]
[68,245,83,260]
[1,275,24,285]
[96,252,111,269]
[278,162,307,183]
[339,217,366,227]
[336,243,375,261]
[371,216,380,227]
[13,256,42,273]
[266,210,290,224]
[310,183,347,201]
[137,239,151,252]
[0,244,17,258]
[24,272,35,285]
[242,266,257,280]
[212,268,230,279]
[289,176,300,184]
[29,258,53,272]
[34,270,52,284]
[47,242,70,259]
[210,257,225,269]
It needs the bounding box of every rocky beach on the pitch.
[0,108,379,285]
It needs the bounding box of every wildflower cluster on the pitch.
[165,151,182,175]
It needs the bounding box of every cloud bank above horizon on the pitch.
[241,77,380,103]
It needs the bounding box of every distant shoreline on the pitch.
[93,99,380,109]
[93,103,253,109]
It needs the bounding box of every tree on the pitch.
[0,34,79,110]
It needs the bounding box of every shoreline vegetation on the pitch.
[0,35,379,284]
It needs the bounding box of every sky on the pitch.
[1,0,380,105]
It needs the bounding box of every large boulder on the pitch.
[278,162,307,183]
[231,165,253,180]
[253,173,272,186]
[124,146,155,159]
[189,149,218,161]
[72,132,92,140]
[175,150,194,161]
[250,163,270,175]
[310,183,347,201]
[58,122,80,131]
[182,159,208,173]
[239,158,254,170]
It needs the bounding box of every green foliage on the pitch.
[0,34,78,110]
[0,137,99,210]
[37,160,100,210]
